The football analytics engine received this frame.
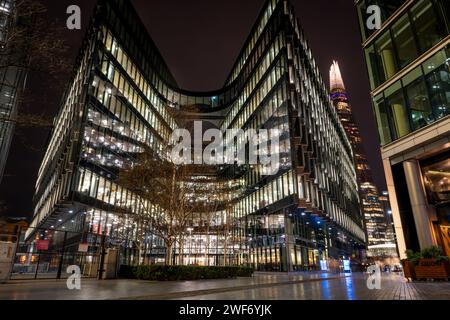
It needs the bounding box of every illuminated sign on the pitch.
[343,260,351,273]
[36,240,49,251]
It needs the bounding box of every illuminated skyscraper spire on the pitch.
[329,60,345,92]
[329,60,398,261]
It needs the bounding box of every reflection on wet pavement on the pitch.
[0,272,449,300]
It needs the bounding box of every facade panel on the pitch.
[0,0,26,185]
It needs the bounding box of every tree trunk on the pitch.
[224,233,228,267]
[206,224,210,266]
[166,241,174,266]
[178,237,185,266]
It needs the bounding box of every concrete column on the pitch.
[381,49,396,78]
[403,160,437,250]
[284,215,294,272]
[383,158,407,259]
[392,104,410,137]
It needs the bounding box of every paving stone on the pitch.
[0,272,449,300]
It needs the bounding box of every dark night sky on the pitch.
[0,0,386,218]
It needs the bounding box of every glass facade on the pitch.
[28,0,365,272]
[0,0,25,185]
[360,0,450,145]
[362,0,450,90]
[374,46,450,145]
[358,0,450,259]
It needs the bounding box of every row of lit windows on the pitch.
[35,48,90,195]
[84,106,165,170]
[82,125,141,170]
[234,170,296,218]
[228,6,284,94]
[222,75,288,163]
[30,171,62,233]
[102,27,177,132]
[227,0,279,84]
[89,85,164,155]
[227,58,286,137]
[94,71,171,143]
[222,33,286,131]
[238,87,292,189]
[86,107,157,150]
[283,4,364,240]
[76,167,160,217]
[293,73,358,210]
[102,63,171,141]
[76,166,237,228]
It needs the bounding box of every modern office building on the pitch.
[357,0,450,258]
[329,61,398,260]
[0,0,26,185]
[27,0,366,272]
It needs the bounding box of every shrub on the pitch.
[405,249,422,266]
[405,246,449,266]
[420,246,443,259]
[118,265,254,281]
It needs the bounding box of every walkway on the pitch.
[0,272,449,300]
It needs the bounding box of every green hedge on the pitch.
[119,265,254,281]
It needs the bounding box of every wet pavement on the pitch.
[0,272,449,300]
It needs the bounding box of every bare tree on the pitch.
[0,0,69,73]
[0,113,52,128]
[0,0,69,129]
[193,179,238,266]
[119,147,204,265]
[118,145,245,267]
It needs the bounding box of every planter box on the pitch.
[402,260,416,281]
[415,259,450,281]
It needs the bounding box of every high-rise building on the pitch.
[379,191,397,247]
[0,0,26,185]
[329,61,398,260]
[27,0,365,272]
[356,0,450,258]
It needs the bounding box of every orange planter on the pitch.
[402,260,416,281]
[415,259,450,281]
